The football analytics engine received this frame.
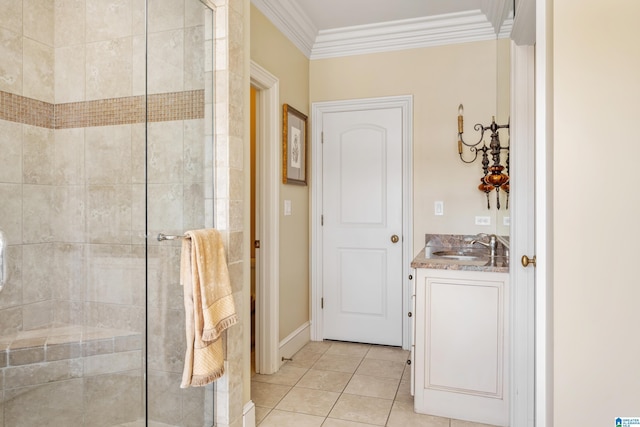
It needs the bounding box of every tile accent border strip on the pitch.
[0,91,55,128]
[0,90,205,129]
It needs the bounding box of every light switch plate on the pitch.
[284,200,292,216]
[434,201,444,216]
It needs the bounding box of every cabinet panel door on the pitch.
[414,269,509,426]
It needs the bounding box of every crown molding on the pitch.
[311,10,509,60]
[251,0,317,57]
[511,0,535,45]
[251,1,513,60]
[482,0,512,34]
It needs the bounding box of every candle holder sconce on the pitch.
[457,104,510,209]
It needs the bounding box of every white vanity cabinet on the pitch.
[412,268,509,427]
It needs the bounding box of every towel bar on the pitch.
[157,233,190,241]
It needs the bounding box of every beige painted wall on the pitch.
[310,39,511,255]
[553,0,640,423]
[250,6,311,341]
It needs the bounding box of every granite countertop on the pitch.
[411,233,510,273]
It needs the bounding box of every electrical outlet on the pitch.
[503,216,510,226]
[475,216,491,226]
[434,201,444,216]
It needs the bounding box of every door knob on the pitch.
[391,235,399,243]
[521,255,536,268]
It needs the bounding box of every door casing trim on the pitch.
[250,61,280,374]
[310,95,413,350]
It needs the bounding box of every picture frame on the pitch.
[282,103,308,185]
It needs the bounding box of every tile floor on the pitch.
[251,340,498,427]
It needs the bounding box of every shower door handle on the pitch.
[0,229,6,293]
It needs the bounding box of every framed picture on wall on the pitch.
[282,104,308,185]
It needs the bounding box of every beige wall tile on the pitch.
[145,245,182,309]
[0,306,22,335]
[22,184,54,243]
[85,125,131,185]
[53,243,86,301]
[23,0,54,46]
[185,25,205,90]
[86,185,132,244]
[148,0,184,33]
[55,45,85,103]
[84,371,142,425]
[23,38,54,103]
[4,357,82,388]
[186,0,207,27]
[183,182,206,231]
[83,350,140,376]
[86,38,133,101]
[0,246,23,311]
[54,300,84,325]
[0,120,23,183]
[54,0,85,47]
[130,123,146,183]
[146,121,184,184]
[131,183,146,240]
[54,128,85,185]
[0,1,22,34]
[131,0,146,36]
[54,185,86,243]
[147,370,190,425]
[229,167,243,200]
[132,34,146,96]
[83,299,144,332]
[86,248,144,305]
[21,300,56,330]
[3,378,84,425]
[146,306,184,372]
[146,183,184,236]
[0,183,22,245]
[21,243,54,304]
[23,124,54,184]
[147,29,185,94]
[86,0,132,43]
[0,28,23,94]
[184,119,205,182]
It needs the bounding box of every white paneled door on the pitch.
[321,107,403,346]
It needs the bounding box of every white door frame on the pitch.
[534,0,553,423]
[510,42,536,427]
[310,95,413,350]
[250,61,280,374]
[510,0,548,424]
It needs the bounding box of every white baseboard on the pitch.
[279,321,311,365]
[242,400,256,427]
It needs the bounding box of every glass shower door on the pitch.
[144,0,215,425]
[0,0,214,425]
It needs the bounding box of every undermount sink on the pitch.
[431,249,486,260]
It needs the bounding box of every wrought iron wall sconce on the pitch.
[457,104,510,209]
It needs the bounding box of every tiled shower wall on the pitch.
[0,0,208,338]
[0,0,249,425]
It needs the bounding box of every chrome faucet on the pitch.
[469,233,498,258]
